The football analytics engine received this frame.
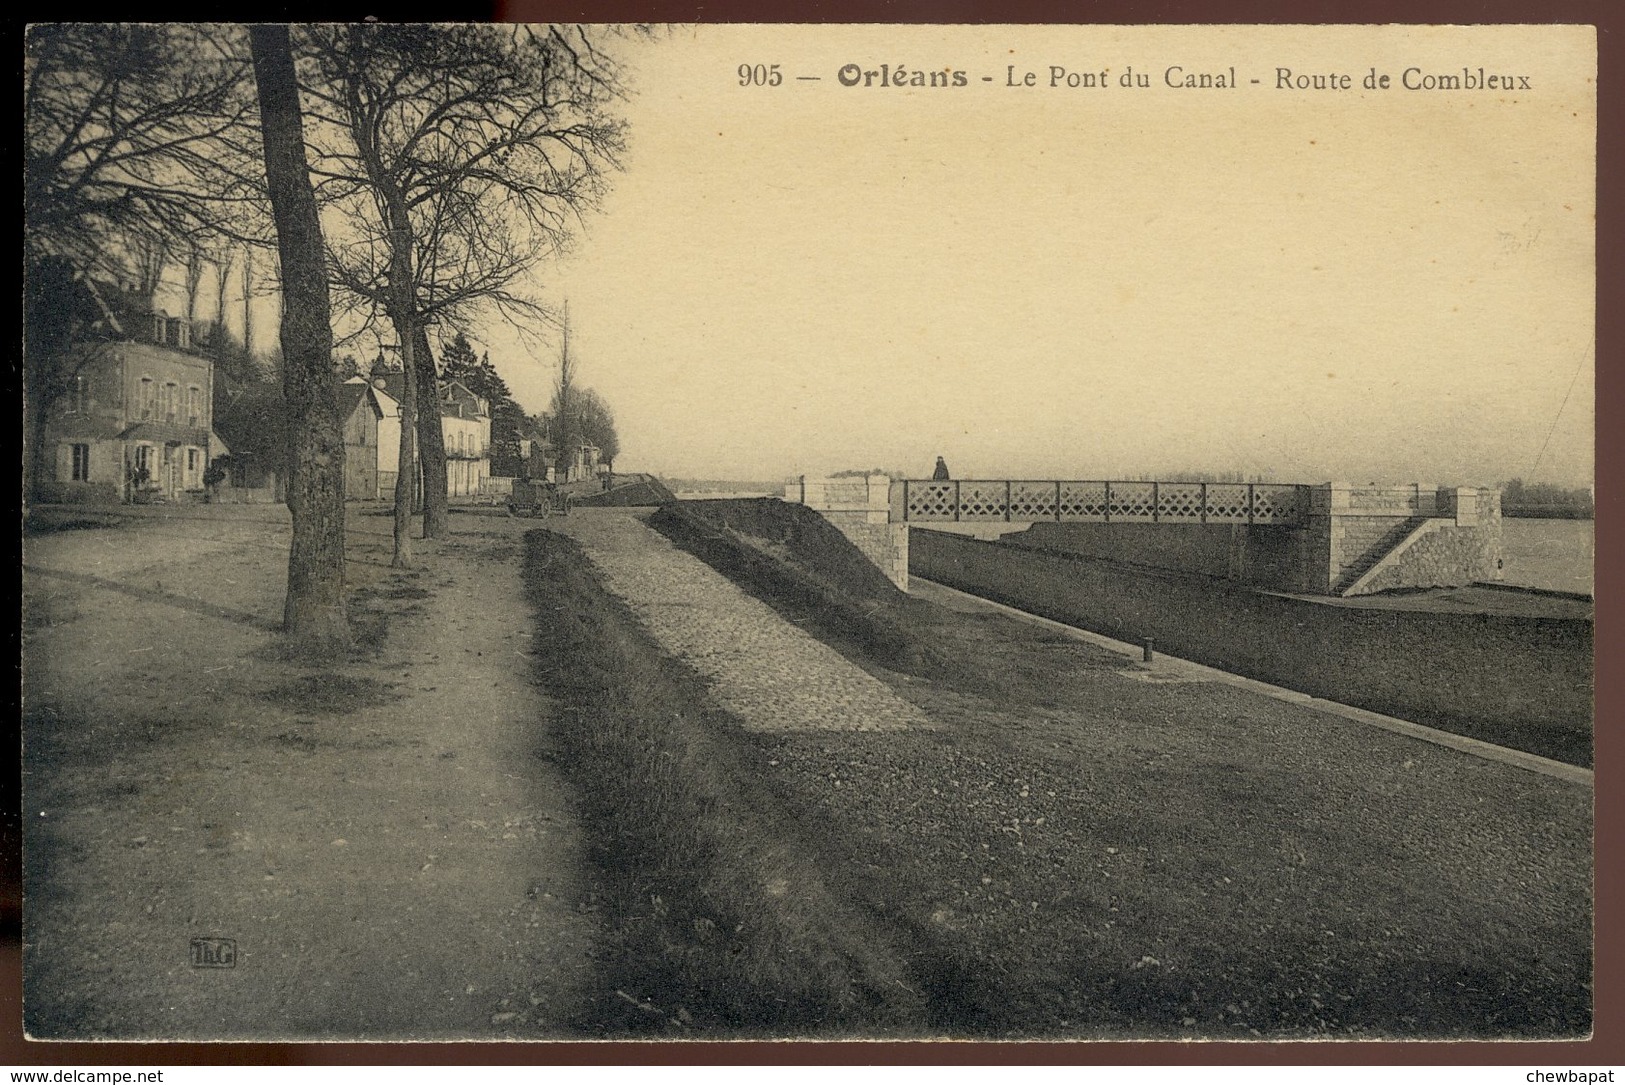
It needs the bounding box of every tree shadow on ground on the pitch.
[23,565,280,632]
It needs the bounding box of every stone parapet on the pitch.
[784,474,909,589]
[1310,483,1502,594]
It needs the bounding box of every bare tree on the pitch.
[212,249,233,344]
[25,24,260,269]
[184,242,206,324]
[576,387,620,468]
[24,23,257,500]
[552,302,580,425]
[300,23,627,541]
[242,247,255,358]
[249,23,350,651]
[127,229,169,305]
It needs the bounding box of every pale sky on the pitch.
[208,24,1600,487]
[525,24,1597,486]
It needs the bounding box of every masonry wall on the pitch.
[43,440,125,504]
[825,520,910,589]
[946,484,1500,596]
[1355,493,1505,594]
[1004,521,1325,591]
[911,527,1592,766]
[785,475,909,589]
[1320,486,1503,594]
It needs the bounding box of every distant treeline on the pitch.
[665,478,784,495]
[1500,479,1594,519]
[1124,471,1277,484]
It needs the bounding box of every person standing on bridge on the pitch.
[933,456,951,480]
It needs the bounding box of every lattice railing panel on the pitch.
[1057,482,1108,520]
[1008,481,1059,520]
[957,480,1009,520]
[898,480,1310,524]
[904,481,956,521]
[1252,484,1304,523]
[1109,481,1157,521]
[1204,484,1252,522]
[1156,483,1205,522]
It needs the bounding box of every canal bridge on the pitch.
[783,475,1502,598]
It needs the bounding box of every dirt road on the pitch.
[23,506,595,1040]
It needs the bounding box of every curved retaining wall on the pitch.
[911,528,1592,767]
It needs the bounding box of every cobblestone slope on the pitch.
[548,509,930,733]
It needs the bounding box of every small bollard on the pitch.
[1142,637,1155,663]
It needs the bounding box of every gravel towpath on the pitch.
[547,509,931,733]
[24,508,596,1040]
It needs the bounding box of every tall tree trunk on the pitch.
[242,247,254,360]
[184,245,204,327]
[386,219,417,568]
[552,303,578,481]
[212,250,232,354]
[413,323,449,538]
[214,252,231,326]
[248,23,349,652]
[24,393,51,505]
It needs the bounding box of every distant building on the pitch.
[516,421,556,482]
[365,358,491,499]
[559,441,603,484]
[338,376,403,500]
[438,379,491,497]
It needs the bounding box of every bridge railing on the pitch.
[897,480,1310,526]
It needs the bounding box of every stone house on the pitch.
[559,441,603,484]
[38,287,226,505]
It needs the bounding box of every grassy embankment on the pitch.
[525,502,1592,1039]
[520,528,925,1036]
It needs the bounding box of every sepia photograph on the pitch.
[19,22,1596,1045]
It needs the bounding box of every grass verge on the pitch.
[520,528,926,1037]
[639,501,1592,1039]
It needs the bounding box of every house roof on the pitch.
[213,383,292,463]
[118,421,211,445]
[336,381,371,420]
[339,377,400,418]
[439,379,488,419]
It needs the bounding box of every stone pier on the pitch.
[782,474,909,590]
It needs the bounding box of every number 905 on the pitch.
[738,63,783,86]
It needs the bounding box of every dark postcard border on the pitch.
[7,1,1617,1069]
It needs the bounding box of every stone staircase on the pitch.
[1331,516,1435,596]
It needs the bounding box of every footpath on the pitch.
[23,507,594,1040]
